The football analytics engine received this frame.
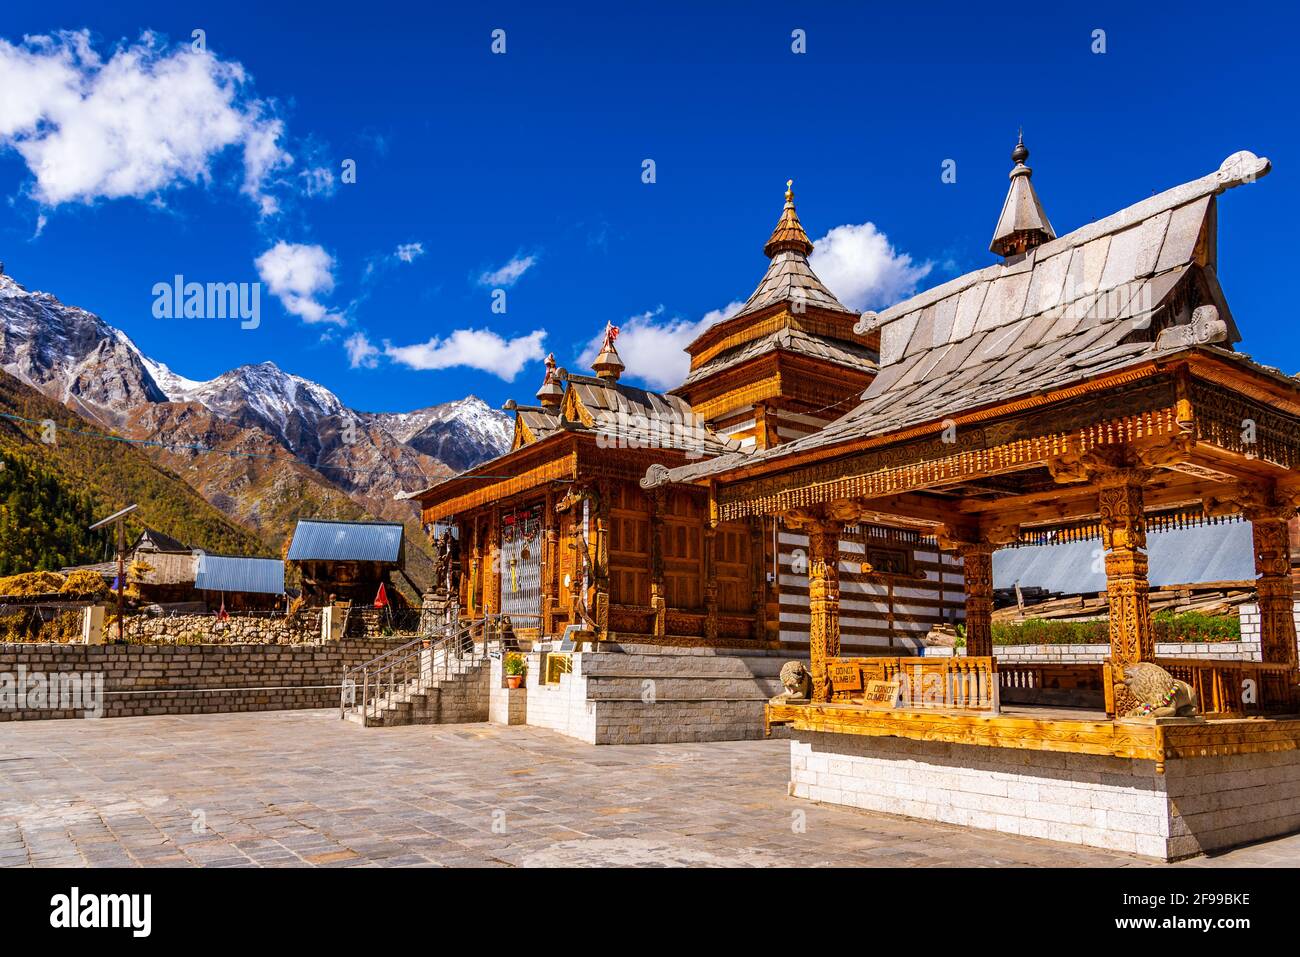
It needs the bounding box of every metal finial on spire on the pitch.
[990,133,1055,259]
[1012,129,1029,167]
[536,352,563,408]
[764,178,814,258]
[592,322,624,381]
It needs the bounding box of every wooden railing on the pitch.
[1103,658,1300,718]
[828,656,999,712]
[998,663,1106,708]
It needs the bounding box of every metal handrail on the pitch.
[338,613,544,723]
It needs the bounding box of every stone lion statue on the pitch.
[1121,662,1199,718]
[771,661,812,704]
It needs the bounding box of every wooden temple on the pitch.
[638,145,1300,858]
[411,182,965,649]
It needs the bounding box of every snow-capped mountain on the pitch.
[368,397,514,471]
[0,266,512,541]
[0,271,167,419]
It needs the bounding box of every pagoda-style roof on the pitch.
[689,181,858,354]
[561,373,741,455]
[679,326,876,389]
[407,360,743,517]
[649,150,1273,488]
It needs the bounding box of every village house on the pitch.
[286,518,411,606]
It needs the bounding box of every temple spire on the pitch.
[990,133,1055,259]
[535,352,563,408]
[763,179,815,258]
[591,322,624,381]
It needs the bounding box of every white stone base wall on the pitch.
[488,657,528,725]
[791,732,1300,860]
[518,652,597,743]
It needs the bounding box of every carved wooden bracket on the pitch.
[1047,445,1129,485]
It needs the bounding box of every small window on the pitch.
[862,545,913,577]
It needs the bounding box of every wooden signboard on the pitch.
[862,679,902,709]
[828,661,863,692]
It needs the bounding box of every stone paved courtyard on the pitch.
[1,709,1298,868]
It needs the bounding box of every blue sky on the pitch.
[1,1,1295,414]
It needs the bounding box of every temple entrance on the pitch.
[501,505,542,622]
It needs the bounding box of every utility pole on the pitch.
[89,504,138,644]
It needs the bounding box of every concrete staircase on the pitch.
[344,650,489,728]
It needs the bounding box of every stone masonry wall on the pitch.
[122,613,322,644]
[0,638,401,721]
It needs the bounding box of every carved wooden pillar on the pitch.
[648,489,667,637]
[541,492,558,636]
[468,518,481,617]
[1098,471,1155,665]
[703,523,719,643]
[806,518,843,703]
[592,484,610,639]
[958,542,995,658]
[750,517,769,646]
[1247,505,1298,669]
[483,511,501,618]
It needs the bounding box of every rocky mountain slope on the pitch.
[0,267,512,570]
[0,369,267,563]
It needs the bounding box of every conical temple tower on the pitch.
[670,180,878,449]
[990,133,1055,259]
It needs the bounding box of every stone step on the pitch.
[579,653,793,679]
[582,674,784,701]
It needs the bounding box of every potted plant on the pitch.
[504,652,527,689]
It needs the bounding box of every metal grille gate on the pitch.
[500,505,542,621]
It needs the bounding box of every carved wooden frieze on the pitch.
[717,377,1181,521]
[1192,378,1300,469]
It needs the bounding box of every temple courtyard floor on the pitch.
[1,709,1298,868]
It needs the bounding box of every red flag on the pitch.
[374,583,389,608]
[217,599,229,621]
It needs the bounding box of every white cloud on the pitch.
[394,242,425,263]
[384,328,546,381]
[0,30,293,214]
[809,222,932,311]
[345,331,380,369]
[577,302,745,391]
[255,241,345,325]
[478,254,536,288]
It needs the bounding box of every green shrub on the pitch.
[990,611,1240,646]
[1153,610,1240,642]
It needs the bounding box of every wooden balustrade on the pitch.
[828,656,999,712]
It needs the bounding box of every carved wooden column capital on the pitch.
[1097,470,1154,670]
[805,518,843,703]
[1241,488,1299,669]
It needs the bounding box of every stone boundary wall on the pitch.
[123,613,322,644]
[0,638,402,721]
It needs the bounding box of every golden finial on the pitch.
[785,179,794,203]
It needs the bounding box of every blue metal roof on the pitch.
[286,520,404,563]
[994,522,1256,595]
[195,555,285,595]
